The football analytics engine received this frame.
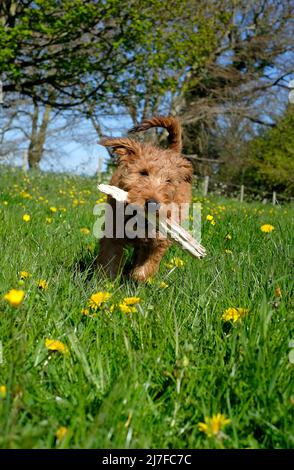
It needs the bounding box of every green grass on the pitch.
[0,167,293,449]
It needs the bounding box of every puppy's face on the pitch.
[102,138,192,211]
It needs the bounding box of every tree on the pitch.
[240,104,294,195]
[176,0,294,162]
[0,0,141,107]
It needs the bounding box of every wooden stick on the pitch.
[98,184,206,259]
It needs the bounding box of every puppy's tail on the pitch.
[128,115,182,153]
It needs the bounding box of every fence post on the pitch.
[272,191,277,205]
[22,149,28,172]
[203,176,209,196]
[97,156,103,183]
[240,185,244,203]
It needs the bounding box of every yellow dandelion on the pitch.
[119,302,137,314]
[50,207,57,213]
[165,257,185,269]
[222,307,248,323]
[0,385,7,399]
[224,249,232,254]
[20,271,31,280]
[260,224,274,233]
[88,291,111,310]
[56,426,68,441]
[45,338,68,354]
[109,304,116,313]
[206,214,214,221]
[3,289,25,307]
[275,287,282,298]
[46,217,53,224]
[210,219,216,225]
[225,234,232,240]
[198,413,230,437]
[22,214,31,222]
[80,228,90,235]
[38,279,48,290]
[123,297,141,305]
[159,282,169,289]
[81,308,90,316]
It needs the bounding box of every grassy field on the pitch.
[0,167,293,449]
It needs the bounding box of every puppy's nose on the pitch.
[145,199,161,212]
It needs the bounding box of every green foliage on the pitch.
[0,168,293,448]
[0,0,217,108]
[243,106,294,196]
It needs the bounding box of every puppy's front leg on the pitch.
[130,241,170,282]
[97,237,125,279]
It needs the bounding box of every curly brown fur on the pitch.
[97,115,192,282]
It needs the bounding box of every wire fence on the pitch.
[192,175,293,205]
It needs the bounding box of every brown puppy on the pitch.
[97,116,192,282]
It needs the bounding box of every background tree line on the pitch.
[0,0,293,195]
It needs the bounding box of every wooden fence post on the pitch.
[240,185,244,203]
[97,156,103,183]
[22,149,28,172]
[272,191,277,205]
[203,176,209,196]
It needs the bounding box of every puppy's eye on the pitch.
[140,169,149,176]
[166,178,172,183]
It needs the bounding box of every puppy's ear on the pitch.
[179,158,193,184]
[99,137,141,159]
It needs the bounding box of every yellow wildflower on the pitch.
[22,214,31,222]
[56,426,68,441]
[206,214,214,221]
[38,279,48,290]
[3,289,25,307]
[45,338,68,354]
[81,308,90,316]
[123,297,141,305]
[275,287,282,298]
[225,234,232,240]
[119,302,137,314]
[222,307,248,323]
[20,271,31,280]
[80,228,90,235]
[159,282,169,289]
[88,291,111,310]
[46,217,53,224]
[210,219,216,226]
[260,224,274,233]
[166,257,185,269]
[50,207,57,213]
[225,249,232,254]
[198,413,230,437]
[0,385,7,399]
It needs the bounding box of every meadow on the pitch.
[0,167,293,449]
